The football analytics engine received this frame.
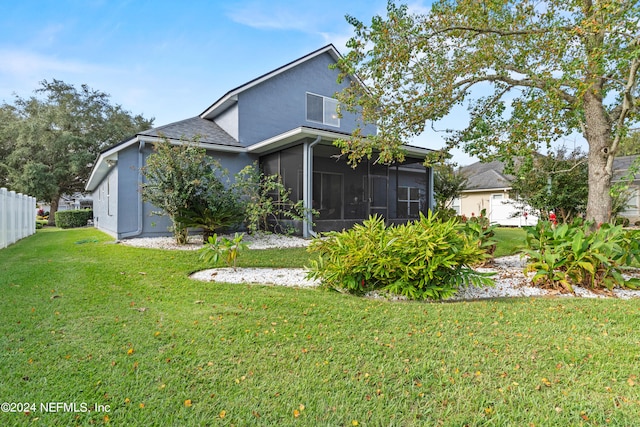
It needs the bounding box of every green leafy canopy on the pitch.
[335,0,640,224]
[0,79,153,222]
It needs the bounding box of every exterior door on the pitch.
[367,176,388,217]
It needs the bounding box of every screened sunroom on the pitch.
[255,131,433,236]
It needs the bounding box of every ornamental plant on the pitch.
[141,139,231,245]
[459,209,497,256]
[522,220,640,292]
[306,213,494,300]
[199,233,248,271]
[233,163,313,235]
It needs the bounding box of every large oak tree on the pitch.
[335,0,640,224]
[0,80,153,224]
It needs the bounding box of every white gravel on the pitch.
[190,267,319,288]
[117,233,310,250]
[121,234,640,300]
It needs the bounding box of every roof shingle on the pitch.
[139,117,240,147]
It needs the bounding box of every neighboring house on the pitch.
[455,160,538,226]
[85,45,434,239]
[37,193,93,215]
[613,155,640,224]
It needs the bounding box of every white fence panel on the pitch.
[0,187,36,249]
[490,198,539,227]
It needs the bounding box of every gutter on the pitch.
[119,140,146,239]
[303,136,321,238]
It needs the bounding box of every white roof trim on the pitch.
[85,135,247,192]
[247,127,346,153]
[247,126,433,158]
[137,135,246,153]
[461,187,512,193]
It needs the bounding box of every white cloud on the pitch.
[0,49,118,76]
[225,2,316,31]
[405,1,432,15]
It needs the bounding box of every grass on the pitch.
[493,227,527,257]
[1,228,638,426]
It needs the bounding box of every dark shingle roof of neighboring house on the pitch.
[459,160,514,190]
[138,117,241,148]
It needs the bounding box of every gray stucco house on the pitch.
[85,45,434,239]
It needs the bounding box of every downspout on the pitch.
[120,139,146,239]
[428,165,434,212]
[303,136,321,238]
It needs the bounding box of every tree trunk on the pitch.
[48,197,59,226]
[583,91,613,225]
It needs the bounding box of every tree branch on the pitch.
[609,46,640,160]
[450,73,576,105]
[428,25,572,38]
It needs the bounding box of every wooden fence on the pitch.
[0,188,36,249]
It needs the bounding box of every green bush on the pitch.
[233,163,314,235]
[523,220,640,292]
[614,216,630,227]
[460,211,498,256]
[199,233,248,271]
[55,209,93,229]
[306,213,494,300]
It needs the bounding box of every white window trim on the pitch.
[398,186,422,217]
[306,92,340,128]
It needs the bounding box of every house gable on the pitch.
[201,45,375,146]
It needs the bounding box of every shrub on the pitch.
[176,189,243,243]
[615,216,630,227]
[522,219,640,292]
[459,209,498,256]
[55,209,93,229]
[306,213,494,300]
[141,138,232,245]
[233,163,313,234]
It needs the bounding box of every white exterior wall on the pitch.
[459,190,538,226]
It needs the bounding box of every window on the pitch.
[451,197,461,215]
[306,93,340,127]
[107,177,112,216]
[397,186,421,218]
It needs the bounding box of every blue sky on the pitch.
[0,0,484,163]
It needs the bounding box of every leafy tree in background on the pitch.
[0,79,153,224]
[433,162,467,212]
[511,148,588,223]
[617,131,640,156]
[334,0,640,225]
[140,139,239,245]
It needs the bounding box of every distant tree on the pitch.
[433,162,467,212]
[0,105,18,188]
[140,139,240,244]
[0,79,153,224]
[334,1,640,225]
[511,148,588,223]
[616,131,640,156]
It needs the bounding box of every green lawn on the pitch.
[493,227,527,257]
[1,228,638,426]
